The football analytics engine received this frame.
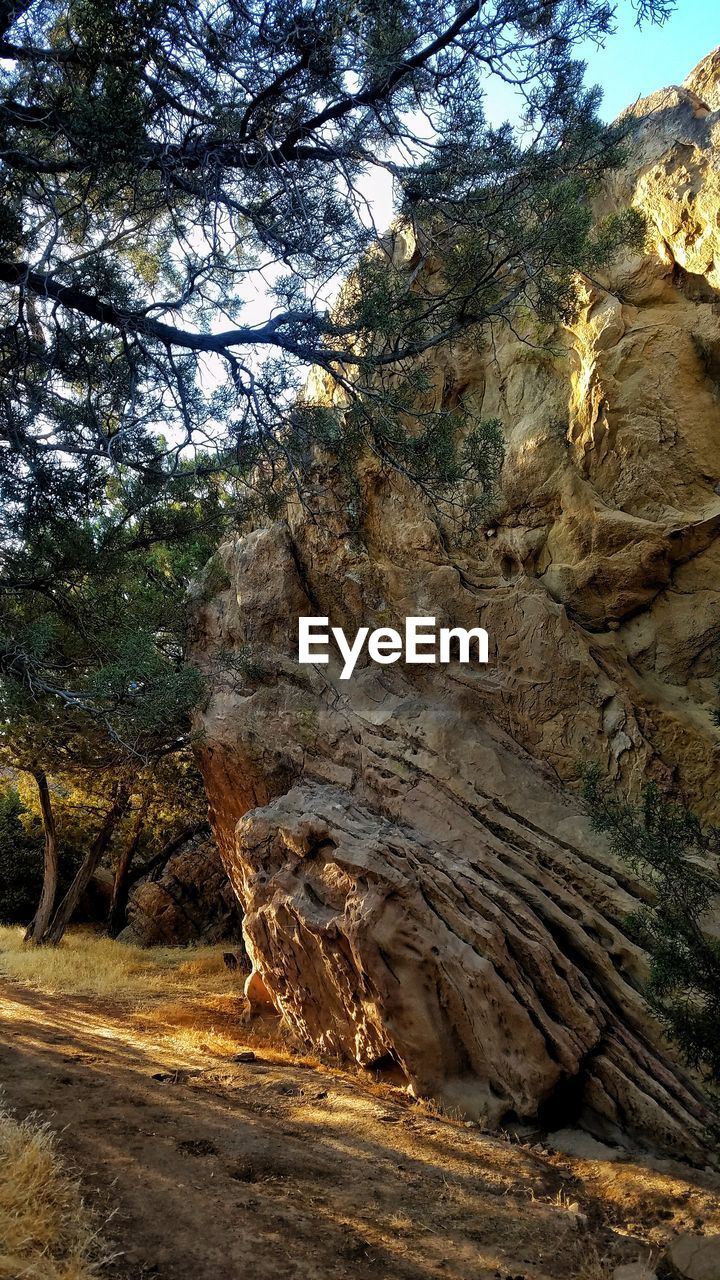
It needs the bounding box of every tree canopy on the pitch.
[0,494,212,941]
[0,0,669,532]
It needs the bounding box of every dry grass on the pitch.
[0,926,323,1070]
[1,931,718,1280]
[574,1244,613,1280]
[0,928,528,1103]
[576,1245,657,1280]
[0,1103,99,1280]
[0,925,238,1004]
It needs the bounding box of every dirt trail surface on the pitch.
[2,979,720,1280]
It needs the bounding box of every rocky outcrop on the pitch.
[192,51,720,1160]
[119,834,242,947]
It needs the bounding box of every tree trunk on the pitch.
[42,783,130,945]
[107,788,151,938]
[24,769,58,945]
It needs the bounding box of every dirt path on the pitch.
[2,979,719,1280]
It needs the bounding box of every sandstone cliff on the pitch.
[192,50,720,1163]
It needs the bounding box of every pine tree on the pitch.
[0,0,665,533]
[0,491,213,942]
[583,768,720,1086]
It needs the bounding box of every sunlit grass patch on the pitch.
[0,1102,99,1280]
[0,926,382,1076]
[0,925,240,1004]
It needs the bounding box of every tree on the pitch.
[24,768,59,940]
[0,0,668,547]
[106,752,209,937]
[583,768,720,1086]
[0,498,211,942]
[106,780,152,938]
[43,776,131,943]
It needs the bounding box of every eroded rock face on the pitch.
[192,51,720,1159]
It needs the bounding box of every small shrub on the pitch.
[196,552,232,604]
[582,766,720,1084]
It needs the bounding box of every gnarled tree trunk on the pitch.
[24,769,58,945]
[107,787,151,937]
[43,782,130,945]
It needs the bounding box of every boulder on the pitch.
[121,834,242,947]
[79,867,114,922]
[548,1128,624,1163]
[667,1234,720,1280]
[613,1265,657,1280]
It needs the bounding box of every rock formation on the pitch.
[118,834,242,948]
[192,51,720,1162]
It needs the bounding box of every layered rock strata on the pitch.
[192,51,720,1160]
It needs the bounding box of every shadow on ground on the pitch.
[1,981,719,1280]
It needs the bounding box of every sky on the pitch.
[477,0,718,128]
[574,0,718,121]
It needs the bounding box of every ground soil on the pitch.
[1,978,720,1280]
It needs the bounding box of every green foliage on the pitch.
[0,788,42,923]
[212,645,267,692]
[3,744,208,933]
[196,554,232,606]
[0,476,217,945]
[582,766,720,1084]
[0,0,671,541]
[292,377,505,525]
[0,497,211,777]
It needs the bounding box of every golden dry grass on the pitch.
[0,926,319,1069]
[0,925,237,1004]
[0,927,390,1108]
[0,1103,99,1280]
